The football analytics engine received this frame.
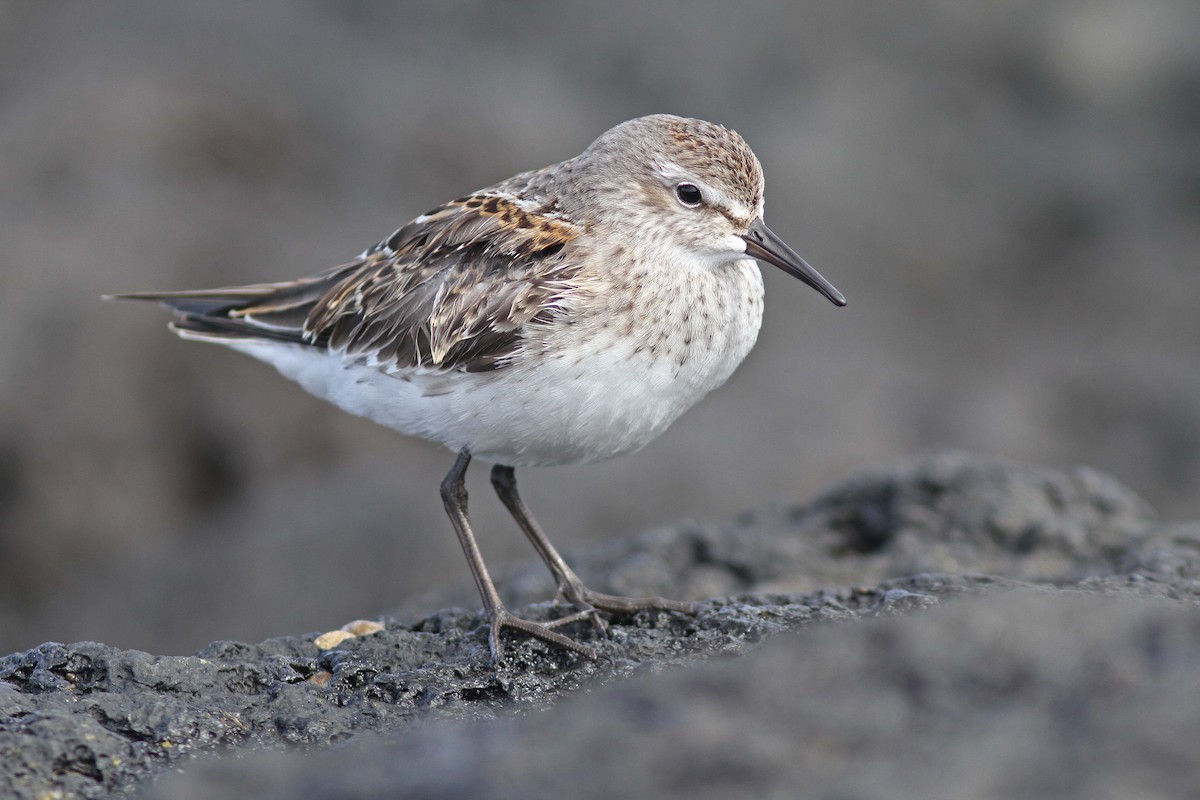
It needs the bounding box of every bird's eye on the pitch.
[675,183,703,207]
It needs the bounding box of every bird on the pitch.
[108,114,846,664]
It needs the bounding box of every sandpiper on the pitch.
[109,114,846,663]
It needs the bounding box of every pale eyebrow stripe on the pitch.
[657,160,754,223]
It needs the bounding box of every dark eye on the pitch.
[675,183,703,207]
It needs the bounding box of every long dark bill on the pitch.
[741,218,846,307]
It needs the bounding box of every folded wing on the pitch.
[109,193,581,374]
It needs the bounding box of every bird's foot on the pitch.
[486,606,599,665]
[483,585,701,665]
[552,577,702,630]
[572,587,703,616]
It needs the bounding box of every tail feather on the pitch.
[169,313,310,344]
[105,261,361,346]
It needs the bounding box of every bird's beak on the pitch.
[741,218,846,307]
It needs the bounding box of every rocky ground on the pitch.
[3,453,1198,798]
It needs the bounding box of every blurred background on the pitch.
[1,1,1197,655]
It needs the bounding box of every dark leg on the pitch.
[490,464,701,629]
[440,450,596,663]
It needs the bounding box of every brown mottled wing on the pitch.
[305,194,580,372]
[111,193,580,374]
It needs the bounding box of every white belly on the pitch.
[220,259,765,467]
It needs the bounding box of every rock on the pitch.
[2,581,969,800]
[144,592,1200,800]
[2,455,1198,798]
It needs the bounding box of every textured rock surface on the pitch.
[3,455,1199,798]
[144,593,1200,800]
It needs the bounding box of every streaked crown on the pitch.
[578,115,765,230]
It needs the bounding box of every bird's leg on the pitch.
[490,464,702,634]
[440,450,596,663]
[489,463,607,637]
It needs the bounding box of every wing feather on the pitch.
[109,192,582,374]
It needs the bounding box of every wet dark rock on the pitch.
[143,592,1200,800]
[3,454,1198,798]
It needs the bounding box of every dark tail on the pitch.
[105,262,360,345]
